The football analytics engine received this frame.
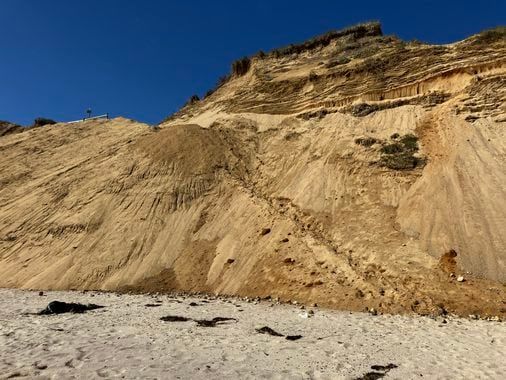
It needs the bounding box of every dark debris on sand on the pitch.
[355,364,398,380]
[194,317,237,327]
[256,326,284,337]
[160,315,191,322]
[256,326,303,340]
[160,315,237,327]
[37,301,104,315]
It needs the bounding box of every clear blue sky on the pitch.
[1,0,504,125]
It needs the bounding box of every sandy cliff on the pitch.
[1,23,505,317]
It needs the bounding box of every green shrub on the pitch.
[399,134,419,151]
[379,133,424,170]
[380,142,404,154]
[232,57,251,76]
[270,22,382,57]
[472,27,506,45]
[350,103,379,117]
[355,137,378,147]
[33,117,56,127]
[380,153,424,170]
[183,95,200,107]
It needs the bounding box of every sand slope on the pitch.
[0,25,505,317]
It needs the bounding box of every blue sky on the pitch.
[1,0,504,125]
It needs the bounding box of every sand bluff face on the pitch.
[0,23,505,318]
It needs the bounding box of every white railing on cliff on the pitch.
[67,114,109,124]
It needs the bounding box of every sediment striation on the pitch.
[1,23,505,317]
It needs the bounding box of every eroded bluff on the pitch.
[1,23,505,317]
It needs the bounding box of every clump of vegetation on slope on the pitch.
[354,136,378,147]
[380,133,425,170]
[471,26,506,45]
[270,22,382,58]
[32,118,57,128]
[163,22,384,123]
[355,133,426,170]
[1,118,58,137]
[232,57,251,76]
[184,94,200,107]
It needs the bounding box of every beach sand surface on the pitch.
[0,289,504,379]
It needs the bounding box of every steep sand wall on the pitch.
[397,111,506,281]
[1,109,505,318]
[1,27,505,317]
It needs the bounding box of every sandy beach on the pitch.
[1,10,506,380]
[0,289,504,379]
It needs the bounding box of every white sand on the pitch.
[0,289,504,379]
